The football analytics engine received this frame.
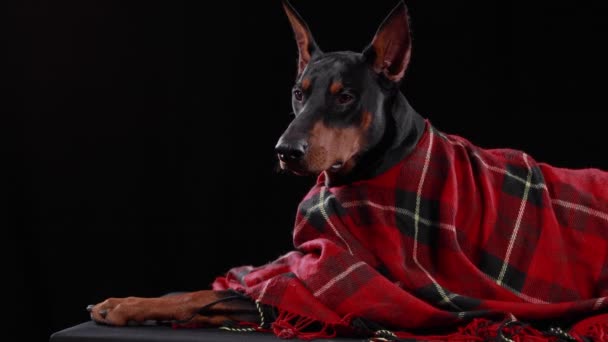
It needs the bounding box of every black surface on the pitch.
[50,321,363,342]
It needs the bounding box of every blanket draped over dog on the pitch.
[213,121,608,341]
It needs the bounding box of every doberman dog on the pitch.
[89,0,414,327]
[90,0,608,334]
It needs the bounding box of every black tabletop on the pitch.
[50,321,366,342]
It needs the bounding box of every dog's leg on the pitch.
[90,290,259,326]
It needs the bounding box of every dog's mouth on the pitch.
[279,160,309,176]
[279,159,346,175]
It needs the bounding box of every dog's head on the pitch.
[276,1,412,176]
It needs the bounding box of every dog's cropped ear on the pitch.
[282,0,321,75]
[363,1,412,82]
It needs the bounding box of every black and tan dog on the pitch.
[89,1,419,327]
[89,1,608,335]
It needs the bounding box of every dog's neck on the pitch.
[324,92,425,187]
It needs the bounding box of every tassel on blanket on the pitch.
[569,313,608,342]
[384,319,561,342]
[264,308,564,342]
[271,309,337,340]
[578,324,608,341]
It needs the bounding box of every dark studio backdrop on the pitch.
[8,0,608,340]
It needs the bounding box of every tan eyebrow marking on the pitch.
[330,81,343,94]
[302,78,311,91]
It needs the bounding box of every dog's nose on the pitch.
[275,141,308,162]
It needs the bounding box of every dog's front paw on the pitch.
[89,296,184,326]
[88,291,259,327]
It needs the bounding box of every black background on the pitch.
[8,0,608,340]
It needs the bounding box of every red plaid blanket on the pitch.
[213,121,608,341]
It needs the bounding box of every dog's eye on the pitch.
[293,89,304,102]
[337,93,354,105]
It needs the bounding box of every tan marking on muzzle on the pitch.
[305,111,373,173]
[361,111,373,130]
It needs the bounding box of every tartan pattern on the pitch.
[213,120,608,335]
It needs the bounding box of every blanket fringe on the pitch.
[571,313,608,341]
[262,309,562,341]
[271,309,337,340]
[172,303,608,342]
[383,319,562,342]
[580,323,608,341]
